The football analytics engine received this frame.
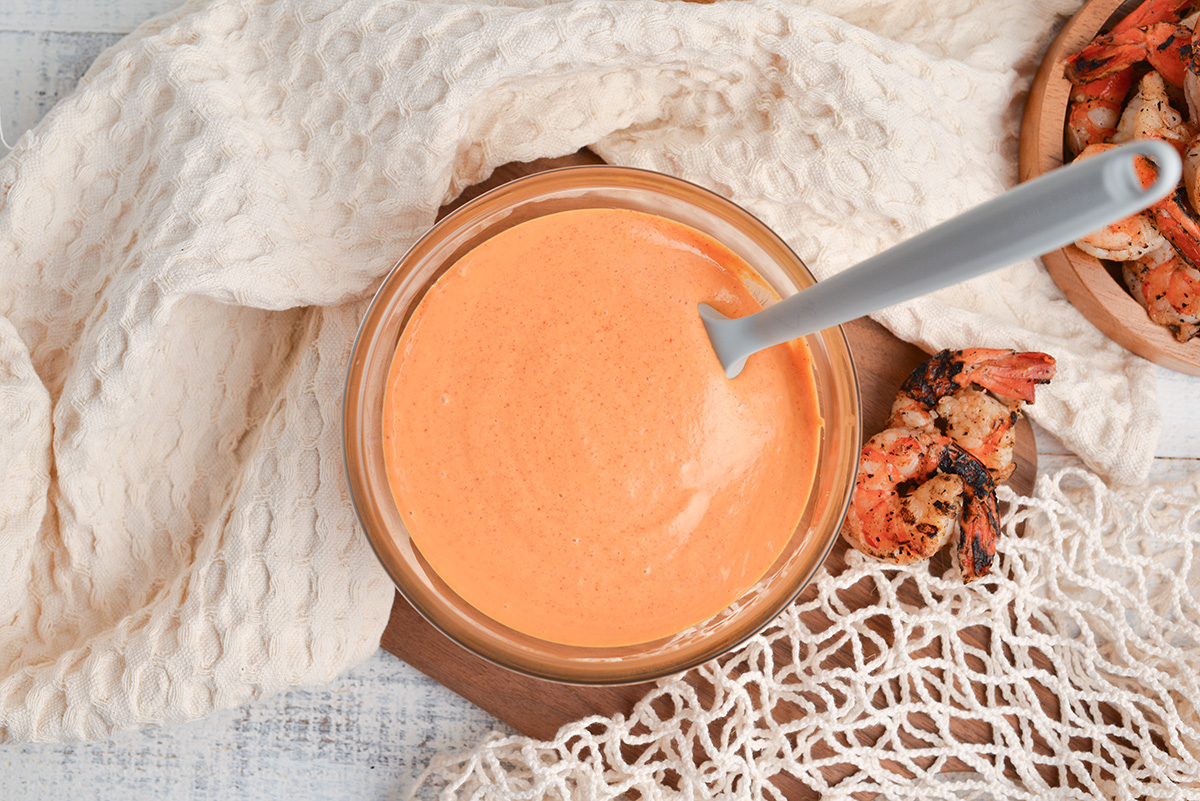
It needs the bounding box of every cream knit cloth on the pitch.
[0,0,1166,744]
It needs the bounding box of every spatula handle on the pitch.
[746,139,1180,349]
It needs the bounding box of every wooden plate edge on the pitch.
[1018,0,1200,375]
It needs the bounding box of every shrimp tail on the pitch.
[1148,185,1200,265]
[1118,0,1195,31]
[900,349,1057,407]
[1066,32,1152,86]
[955,349,1057,405]
[939,443,1001,582]
[1066,22,1194,87]
[1067,72,1134,153]
[1064,0,1195,85]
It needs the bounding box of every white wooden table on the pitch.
[3,2,1198,798]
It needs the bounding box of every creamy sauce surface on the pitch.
[383,209,821,646]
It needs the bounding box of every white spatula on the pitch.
[700,139,1181,378]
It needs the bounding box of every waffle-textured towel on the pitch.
[0,0,1156,741]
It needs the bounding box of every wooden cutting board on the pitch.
[378,150,1037,764]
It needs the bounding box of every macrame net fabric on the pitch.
[413,469,1200,799]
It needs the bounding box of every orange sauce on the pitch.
[383,209,821,647]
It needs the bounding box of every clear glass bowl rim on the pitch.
[342,164,862,685]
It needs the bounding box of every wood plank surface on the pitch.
[0,0,182,33]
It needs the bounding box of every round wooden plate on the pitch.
[1018,0,1200,375]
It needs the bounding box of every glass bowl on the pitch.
[343,166,861,685]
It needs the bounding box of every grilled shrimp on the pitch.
[1065,4,1194,88]
[841,428,1000,582]
[1061,0,1200,343]
[1074,142,1200,265]
[1068,71,1134,155]
[1182,50,1200,210]
[1112,70,1195,153]
[1072,143,1168,261]
[1064,0,1194,154]
[1075,207,1167,262]
[1184,134,1200,214]
[1123,242,1200,340]
[886,348,1057,482]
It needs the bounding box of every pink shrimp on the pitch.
[842,429,1000,582]
[887,348,1057,482]
[1063,0,1193,153]
[1078,142,1200,266]
[1066,19,1193,88]
[1067,71,1134,155]
[1112,70,1196,156]
[1136,151,1200,264]
[1073,144,1167,260]
[1123,243,1200,340]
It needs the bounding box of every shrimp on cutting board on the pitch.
[842,349,1056,583]
[887,348,1057,482]
[841,428,1000,582]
